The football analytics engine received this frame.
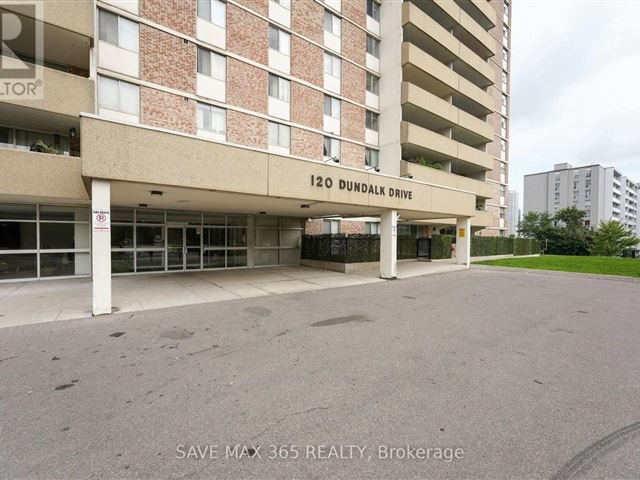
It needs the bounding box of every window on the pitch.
[585,189,591,199]
[269,26,291,55]
[502,24,509,42]
[324,52,341,78]
[99,10,138,51]
[323,95,340,118]
[272,0,291,9]
[197,103,226,135]
[98,76,139,116]
[585,179,592,187]
[197,0,226,28]
[324,10,341,36]
[268,74,290,102]
[268,122,290,150]
[367,0,380,21]
[323,219,340,234]
[366,73,379,95]
[323,137,340,159]
[365,148,379,168]
[502,48,509,70]
[365,221,379,234]
[586,168,592,178]
[366,111,379,131]
[197,47,226,81]
[366,34,380,58]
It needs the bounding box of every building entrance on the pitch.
[167,226,202,271]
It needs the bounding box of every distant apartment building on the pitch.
[507,189,519,236]
[524,163,639,232]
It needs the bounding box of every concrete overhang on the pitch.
[79,116,478,221]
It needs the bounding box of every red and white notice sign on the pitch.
[92,209,110,232]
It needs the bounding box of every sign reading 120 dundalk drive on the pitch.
[310,175,414,200]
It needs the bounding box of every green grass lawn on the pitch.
[474,255,640,278]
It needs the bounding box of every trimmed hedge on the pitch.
[431,234,455,259]
[302,234,540,263]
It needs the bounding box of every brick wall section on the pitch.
[341,220,365,234]
[227,58,268,113]
[227,4,268,65]
[341,102,365,143]
[227,110,267,149]
[139,26,196,94]
[291,82,323,130]
[140,87,196,134]
[342,0,367,27]
[304,219,323,235]
[291,36,323,87]
[140,0,195,36]
[341,61,366,104]
[341,141,365,169]
[341,20,366,65]
[234,0,267,17]
[291,127,323,160]
[292,0,324,44]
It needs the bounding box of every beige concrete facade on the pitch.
[0,0,511,288]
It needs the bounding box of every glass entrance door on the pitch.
[167,227,202,271]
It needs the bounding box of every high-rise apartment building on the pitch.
[507,189,519,236]
[0,0,511,313]
[524,163,639,232]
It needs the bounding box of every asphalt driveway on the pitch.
[1,268,639,479]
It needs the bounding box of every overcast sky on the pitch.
[510,0,640,205]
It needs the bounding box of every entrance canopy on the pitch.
[80,115,477,222]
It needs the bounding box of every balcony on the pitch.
[454,0,497,30]
[401,122,493,174]
[1,61,94,119]
[402,2,494,89]
[0,149,88,200]
[400,160,493,198]
[402,43,493,117]
[410,0,497,59]
[401,82,493,145]
[0,1,94,39]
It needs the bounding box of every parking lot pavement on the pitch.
[1,268,639,479]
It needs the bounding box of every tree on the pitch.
[551,207,592,256]
[518,211,554,241]
[554,206,587,231]
[590,220,639,257]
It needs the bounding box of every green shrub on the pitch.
[431,234,454,259]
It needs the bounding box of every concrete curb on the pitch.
[471,264,640,283]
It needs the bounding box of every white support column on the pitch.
[379,209,398,279]
[456,217,471,268]
[91,179,112,315]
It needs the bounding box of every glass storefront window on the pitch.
[112,251,134,273]
[136,226,164,248]
[280,248,300,265]
[39,205,90,222]
[0,253,37,280]
[136,209,164,224]
[255,249,279,266]
[40,223,90,249]
[111,208,134,223]
[203,227,225,247]
[280,229,301,248]
[167,211,202,224]
[227,250,247,267]
[227,215,248,227]
[227,228,247,247]
[203,250,225,269]
[256,215,279,227]
[40,252,90,277]
[256,229,279,247]
[111,225,134,248]
[0,204,36,220]
[136,250,165,272]
[0,222,37,250]
[203,214,225,226]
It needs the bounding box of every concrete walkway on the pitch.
[0,261,464,328]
